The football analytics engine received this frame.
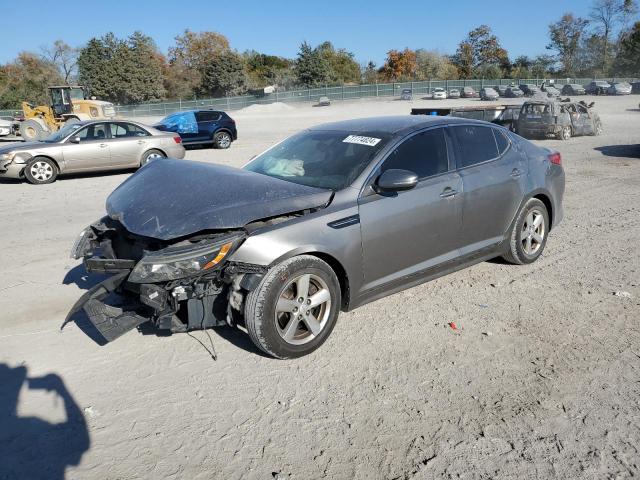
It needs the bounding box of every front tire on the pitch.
[502,198,549,265]
[20,119,49,141]
[244,255,341,359]
[558,125,571,141]
[24,157,58,184]
[213,131,232,149]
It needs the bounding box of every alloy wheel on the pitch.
[562,126,571,140]
[274,273,332,345]
[521,209,545,256]
[144,152,163,164]
[217,133,231,148]
[29,161,53,182]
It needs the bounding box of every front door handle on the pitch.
[99,143,108,148]
[510,168,522,178]
[440,187,457,198]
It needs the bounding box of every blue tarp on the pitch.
[161,111,198,134]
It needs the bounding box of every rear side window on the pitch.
[493,129,510,155]
[381,128,449,179]
[196,111,221,122]
[450,125,498,168]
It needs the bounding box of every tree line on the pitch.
[0,0,638,109]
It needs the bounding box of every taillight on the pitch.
[548,152,561,165]
[173,136,182,144]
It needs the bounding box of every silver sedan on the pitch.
[0,120,185,184]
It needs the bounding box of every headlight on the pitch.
[128,236,241,283]
[70,226,93,259]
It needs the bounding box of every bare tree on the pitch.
[41,40,78,84]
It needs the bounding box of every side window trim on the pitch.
[450,124,509,171]
[373,125,452,183]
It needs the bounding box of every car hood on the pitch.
[106,159,333,240]
[0,141,48,154]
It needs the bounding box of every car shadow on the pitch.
[0,363,90,479]
[594,144,640,159]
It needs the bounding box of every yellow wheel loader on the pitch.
[19,86,116,141]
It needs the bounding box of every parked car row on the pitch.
[0,109,238,184]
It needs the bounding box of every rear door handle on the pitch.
[440,187,457,198]
[99,143,108,148]
[511,168,522,178]
[137,140,146,145]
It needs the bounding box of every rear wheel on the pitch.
[140,149,165,166]
[24,157,58,184]
[502,198,549,265]
[213,131,232,149]
[19,119,48,141]
[244,255,341,359]
[594,121,603,136]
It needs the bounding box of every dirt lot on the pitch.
[1,95,639,479]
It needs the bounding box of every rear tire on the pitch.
[24,157,58,184]
[140,149,165,166]
[244,255,341,359]
[213,131,232,149]
[502,198,549,265]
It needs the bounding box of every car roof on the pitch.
[308,115,488,136]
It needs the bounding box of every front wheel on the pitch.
[558,125,571,141]
[244,255,341,359]
[502,198,549,265]
[594,121,603,136]
[213,131,232,149]
[24,157,58,184]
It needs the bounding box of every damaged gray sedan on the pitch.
[65,116,564,358]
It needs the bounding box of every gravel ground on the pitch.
[1,95,639,479]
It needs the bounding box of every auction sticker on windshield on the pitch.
[343,135,381,146]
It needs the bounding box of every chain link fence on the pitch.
[1,77,637,120]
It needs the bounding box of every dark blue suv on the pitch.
[154,109,237,149]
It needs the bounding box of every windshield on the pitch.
[43,123,84,143]
[244,130,391,190]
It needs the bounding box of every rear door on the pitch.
[358,127,463,291]
[195,111,221,142]
[108,122,151,167]
[61,123,111,172]
[451,125,527,254]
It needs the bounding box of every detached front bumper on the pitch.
[0,161,24,179]
[63,257,233,342]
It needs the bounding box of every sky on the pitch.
[0,0,598,65]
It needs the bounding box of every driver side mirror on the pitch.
[375,169,418,193]
[69,136,81,144]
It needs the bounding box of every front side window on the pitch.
[74,123,109,141]
[450,125,499,168]
[381,128,449,179]
[245,130,391,190]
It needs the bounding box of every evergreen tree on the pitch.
[200,50,248,97]
[294,42,329,87]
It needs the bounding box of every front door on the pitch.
[62,123,111,172]
[450,125,527,254]
[358,127,463,292]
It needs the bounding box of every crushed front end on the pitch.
[64,217,253,342]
